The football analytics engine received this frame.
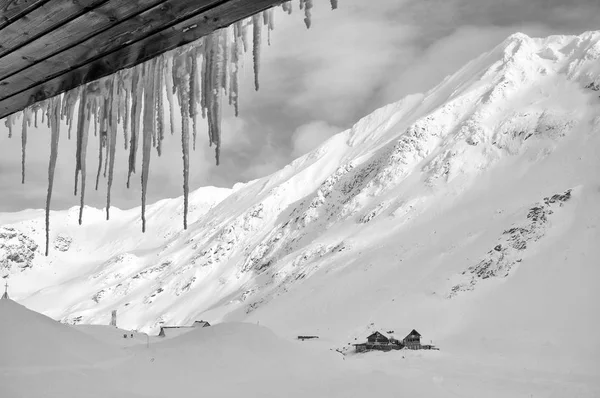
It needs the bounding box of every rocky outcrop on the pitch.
[0,227,38,274]
[448,189,573,298]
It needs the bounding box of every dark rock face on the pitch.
[448,189,573,298]
[0,227,38,273]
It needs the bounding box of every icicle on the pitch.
[74,88,91,224]
[200,42,209,120]
[252,14,262,91]
[164,55,176,136]
[204,36,215,146]
[266,9,275,46]
[128,65,143,188]
[140,62,154,233]
[96,83,110,180]
[231,25,243,117]
[61,89,79,140]
[189,49,199,150]
[120,69,131,151]
[45,96,62,256]
[282,1,293,14]
[174,53,191,230]
[5,113,17,138]
[41,102,46,125]
[303,0,313,29]
[20,108,31,184]
[106,76,118,220]
[145,59,157,150]
[74,87,85,196]
[211,31,224,165]
[95,131,105,191]
[241,21,249,53]
[330,0,338,10]
[222,29,231,92]
[155,55,165,156]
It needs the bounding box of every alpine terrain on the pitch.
[1,31,600,397]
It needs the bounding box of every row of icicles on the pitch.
[3,0,338,256]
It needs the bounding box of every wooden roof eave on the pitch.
[0,0,285,120]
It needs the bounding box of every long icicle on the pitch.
[128,65,143,188]
[156,55,165,156]
[74,86,85,196]
[106,76,118,220]
[189,49,199,150]
[122,69,131,151]
[45,96,62,256]
[164,55,176,136]
[141,61,154,233]
[77,90,91,225]
[203,38,215,145]
[212,31,224,165]
[252,14,262,91]
[175,53,191,229]
[21,108,30,184]
[101,94,109,178]
[200,41,209,119]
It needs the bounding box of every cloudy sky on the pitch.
[1,0,599,212]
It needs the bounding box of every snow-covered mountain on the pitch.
[1,31,599,377]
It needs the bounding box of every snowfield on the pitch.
[1,31,600,397]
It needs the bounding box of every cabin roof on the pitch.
[405,329,421,337]
[0,0,284,120]
[367,331,389,340]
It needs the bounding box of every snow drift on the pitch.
[0,298,124,368]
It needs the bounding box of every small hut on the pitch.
[403,329,422,350]
[192,320,211,328]
[158,320,211,337]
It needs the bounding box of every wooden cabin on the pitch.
[353,331,403,353]
[403,329,422,350]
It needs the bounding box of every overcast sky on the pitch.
[1,0,599,212]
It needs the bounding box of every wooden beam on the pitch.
[0,0,226,98]
[0,0,48,29]
[0,0,108,57]
[0,0,168,81]
[0,0,284,119]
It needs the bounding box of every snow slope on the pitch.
[0,298,124,368]
[1,31,600,396]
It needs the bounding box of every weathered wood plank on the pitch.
[0,0,167,80]
[0,0,284,119]
[0,0,47,29]
[0,0,107,57]
[0,0,225,98]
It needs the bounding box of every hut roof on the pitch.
[366,331,389,341]
[405,329,421,338]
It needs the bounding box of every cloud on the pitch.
[291,120,342,158]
